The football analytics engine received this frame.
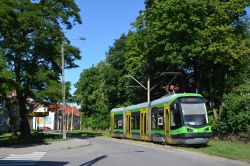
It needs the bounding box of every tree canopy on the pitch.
[0,0,82,136]
[75,0,250,134]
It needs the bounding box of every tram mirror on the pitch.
[174,103,177,110]
[205,101,215,109]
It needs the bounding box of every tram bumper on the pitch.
[171,132,212,145]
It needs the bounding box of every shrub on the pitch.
[216,80,250,137]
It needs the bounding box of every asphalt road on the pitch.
[36,137,247,166]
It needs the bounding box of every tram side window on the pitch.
[132,112,140,130]
[170,102,182,129]
[151,108,164,130]
[114,114,123,129]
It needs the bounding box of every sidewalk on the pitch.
[0,137,91,158]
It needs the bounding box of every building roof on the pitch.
[48,104,80,116]
[64,106,80,116]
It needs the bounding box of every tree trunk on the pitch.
[14,54,31,137]
[7,104,18,139]
[17,95,31,137]
[213,108,218,121]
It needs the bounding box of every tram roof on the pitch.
[111,93,202,112]
[111,107,125,113]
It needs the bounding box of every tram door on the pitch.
[164,105,172,143]
[140,109,148,140]
[125,112,132,138]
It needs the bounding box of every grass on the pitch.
[0,130,110,147]
[0,132,62,147]
[178,140,250,161]
[67,129,111,138]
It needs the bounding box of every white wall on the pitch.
[32,107,55,130]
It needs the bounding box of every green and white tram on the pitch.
[111,93,212,145]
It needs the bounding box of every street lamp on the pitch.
[61,37,85,140]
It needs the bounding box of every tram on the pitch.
[110,93,212,145]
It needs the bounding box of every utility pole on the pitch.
[126,75,152,141]
[61,43,66,140]
[147,78,150,103]
[61,37,85,140]
[126,73,180,141]
[71,103,73,131]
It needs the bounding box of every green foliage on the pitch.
[0,56,15,93]
[74,63,113,129]
[0,0,82,136]
[130,0,250,105]
[75,35,132,129]
[215,79,250,135]
[75,0,250,132]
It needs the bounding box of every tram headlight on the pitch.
[187,128,193,132]
[204,127,209,132]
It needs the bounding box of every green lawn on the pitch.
[67,130,111,138]
[178,140,250,161]
[0,132,62,147]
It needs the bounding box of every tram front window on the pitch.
[181,103,207,126]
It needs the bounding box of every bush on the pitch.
[216,80,250,139]
[81,114,110,130]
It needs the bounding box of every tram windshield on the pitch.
[181,102,208,126]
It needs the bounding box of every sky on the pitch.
[64,2,250,95]
[64,0,145,94]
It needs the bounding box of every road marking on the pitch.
[0,152,46,166]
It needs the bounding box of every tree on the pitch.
[216,79,250,137]
[74,0,250,131]
[214,61,250,138]
[74,62,116,129]
[35,80,72,104]
[106,34,134,106]
[0,0,82,137]
[129,0,250,106]
[0,56,17,138]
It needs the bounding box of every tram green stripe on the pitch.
[131,130,140,134]
[170,125,212,135]
[113,111,123,115]
[151,130,165,135]
[113,129,123,132]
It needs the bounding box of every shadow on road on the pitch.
[80,155,107,166]
[0,160,68,166]
[177,144,210,149]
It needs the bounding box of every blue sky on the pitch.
[65,2,250,95]
[65,0,145,94]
